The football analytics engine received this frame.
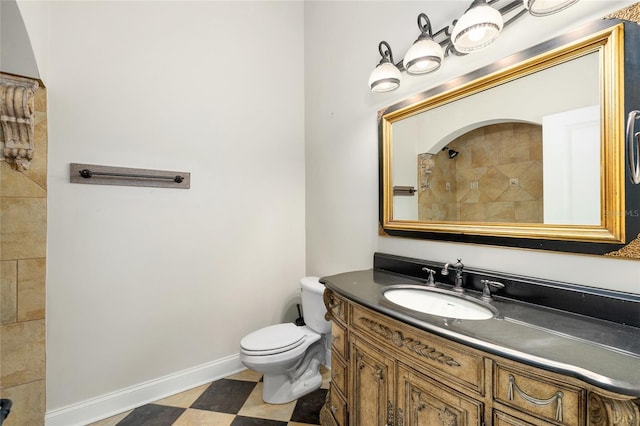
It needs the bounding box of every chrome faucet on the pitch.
[443,258,465,292]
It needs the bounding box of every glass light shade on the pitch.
[451,2,504,53]
[523,0,579,16]
[404,38,444,75]
[368,62,401,93]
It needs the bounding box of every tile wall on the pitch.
[419,122,543,223]
[0,75,47,425]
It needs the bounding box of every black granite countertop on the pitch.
[321,268,640,397]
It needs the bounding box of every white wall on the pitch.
[44,0,305,416]
[0,0,40,78]
[305,1,640,292]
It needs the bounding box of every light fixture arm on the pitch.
[468,0,490,12]
[416,13,434,40]
[378,41,395,65]
[498,0,529,26]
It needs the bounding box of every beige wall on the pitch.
[0,78,47,425]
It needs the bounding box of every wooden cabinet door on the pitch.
[351,338,395,426]
[397,363,484,426]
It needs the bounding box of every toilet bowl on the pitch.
[239,277,331,404]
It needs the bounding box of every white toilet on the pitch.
[239,276,331,404]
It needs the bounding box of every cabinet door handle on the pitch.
[507,374,564,422]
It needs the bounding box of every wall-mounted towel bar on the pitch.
[78,168,185,183]
[393,185,416,196]
[70,163,190,189]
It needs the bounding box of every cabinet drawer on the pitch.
[494,363,585,426]
[351,304,485,394]
[331,322,347,360]
[327,387,347,426]
[330,352,347,397]
[324,289,348,324]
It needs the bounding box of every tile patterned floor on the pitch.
[88,368,330,426]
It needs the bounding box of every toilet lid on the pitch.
[241,323,306,355]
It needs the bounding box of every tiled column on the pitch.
[0,76,47,425]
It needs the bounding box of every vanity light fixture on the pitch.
[368,0,580,93]
[368,41,402,93]
[404,13,444,75]
[523,0,579,17]
[451,0,504,53]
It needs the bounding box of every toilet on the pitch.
[239,276,331,404]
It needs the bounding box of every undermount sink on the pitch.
[382,285,496,320]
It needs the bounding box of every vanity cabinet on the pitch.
[320,289,639,426]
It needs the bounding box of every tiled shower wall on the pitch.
[0,76,47,425]
[419,122,543,223]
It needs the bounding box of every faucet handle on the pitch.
[421,267,436,287]
[481,280,505,302]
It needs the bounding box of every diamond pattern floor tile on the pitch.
[190,379,257,414]
[117,404,185,426]
[236,382,296,421]
[172,408,236,426]
[88,368,329,426]
[290,388,327,424]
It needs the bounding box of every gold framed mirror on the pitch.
[379,20,640,255]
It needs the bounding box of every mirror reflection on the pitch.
[391,52,600,225]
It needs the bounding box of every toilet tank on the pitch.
[300,276,331,334]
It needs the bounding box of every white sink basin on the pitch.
[382,285,496,320]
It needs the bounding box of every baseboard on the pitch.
[45,354,245,426]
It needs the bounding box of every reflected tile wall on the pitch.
[0,78,47,426]
[419,123,543,223]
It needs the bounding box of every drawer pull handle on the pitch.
[508,374,564,422]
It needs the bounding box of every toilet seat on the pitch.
[240,323,306,356]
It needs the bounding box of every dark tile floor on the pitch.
[89,368,330,426]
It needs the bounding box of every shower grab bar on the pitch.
[627,110,640,184]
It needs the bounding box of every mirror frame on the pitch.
[379,20,640,255]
